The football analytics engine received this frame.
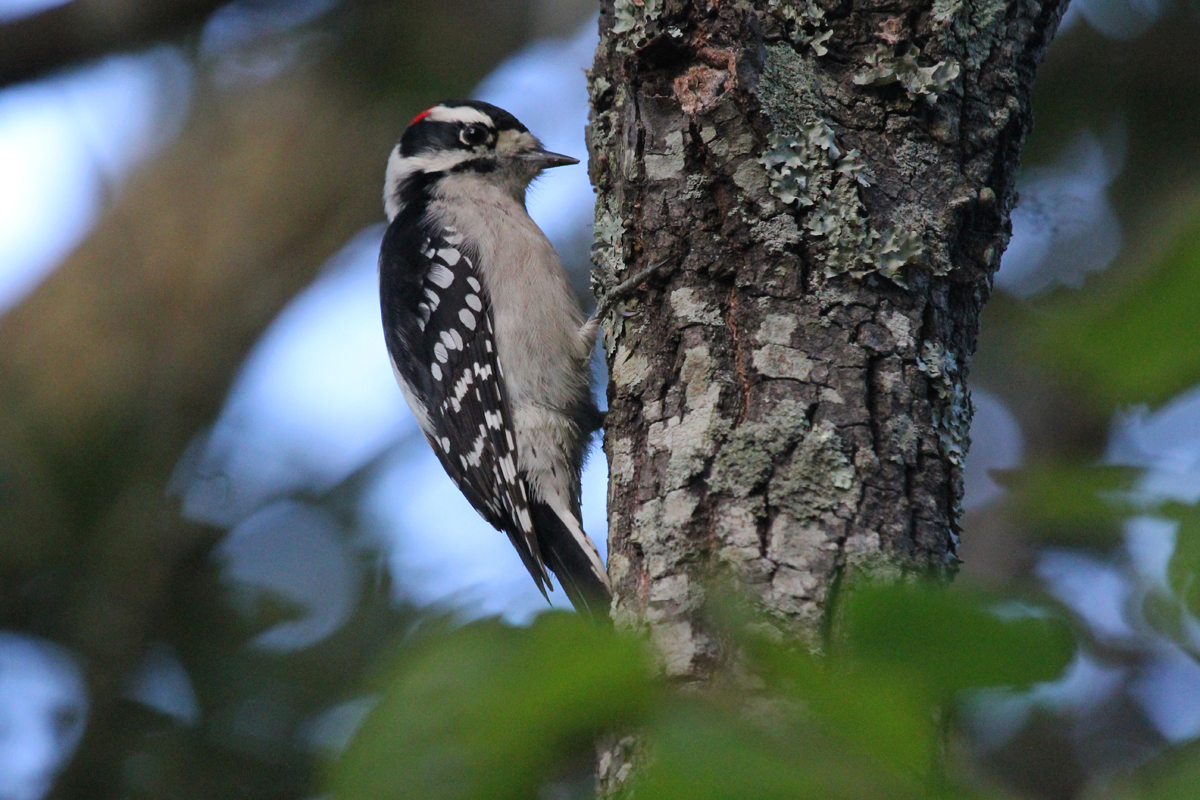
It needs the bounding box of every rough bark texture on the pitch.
[588,0,1065,732]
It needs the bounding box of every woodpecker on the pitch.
[379,100,611,620]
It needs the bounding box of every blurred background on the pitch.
[0,0,1198,798]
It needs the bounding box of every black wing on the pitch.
[380,215,551,594]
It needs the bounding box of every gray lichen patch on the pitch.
[611,341,651,389]
[650,619,700,676]
[591,193,627,292]
[764,511,840,645]
[880,309,913,344]
[932,0,964,25]
[757,44,821,134]
[841,530,887,570]
[612,0,668,52]
[681,173,712,202]
[670,287,724,327]
[646,383,728,491]
[750,214,802,253]
[769,420,857,523]
[853,44,961,104]
[645,130,686,182]
[917,341,973,467]
[757,313,798,346]
[609,436,636,484]
[709,402,807,497]
[752,344,815,381]
[759,128,923,282]
[766,516,835,577]
[680,343,715,409]
[767,0,833,56]
[938,0,1011,75]
[758,122,866,207]
[754,43,926,283]
[712,496,768,567]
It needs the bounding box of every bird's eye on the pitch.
[460,124,489,147]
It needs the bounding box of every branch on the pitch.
[0,0,228,89]
[593,257,674,321]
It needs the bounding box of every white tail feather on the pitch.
[543,488,610,590]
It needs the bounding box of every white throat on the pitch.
[383,146,477,221]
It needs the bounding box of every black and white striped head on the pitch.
[384,100,578,220]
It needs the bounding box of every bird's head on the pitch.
[384,100,577,220]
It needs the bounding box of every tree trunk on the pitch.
[589,0,1065,786]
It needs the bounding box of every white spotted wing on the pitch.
[409,226,550,592]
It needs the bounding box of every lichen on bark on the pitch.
[588,0,1066,790]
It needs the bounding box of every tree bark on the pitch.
[589,0,1065,786]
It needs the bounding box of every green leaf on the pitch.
[636,703,900,800]
[328,612,655,800]
[840,584,1075,695]
[747,641,934,780]
[1002,463,1136,546]
[1037,215,1200,406]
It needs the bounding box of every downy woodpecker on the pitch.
[379,100,611,620]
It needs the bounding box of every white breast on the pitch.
[427,174,591,414]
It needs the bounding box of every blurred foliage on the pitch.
[969,77,1200,800]
[329,586,1074,800]
[838,586,1075,695]
[333,613,656,800]
[1036,214,1200,409]
[1002,463,1136,546]
[1165,502,1200,619]
[1089,737,1200,800]
[974,202,1200,799]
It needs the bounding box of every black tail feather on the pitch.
[529,501,611,623]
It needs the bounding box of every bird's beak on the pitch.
[519,148,579,169]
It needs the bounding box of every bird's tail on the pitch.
[529,497,612,623]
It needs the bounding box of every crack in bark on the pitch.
[864,352,883,458]
[725,285,752,428]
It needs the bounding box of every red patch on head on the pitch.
[409,108,434,127]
